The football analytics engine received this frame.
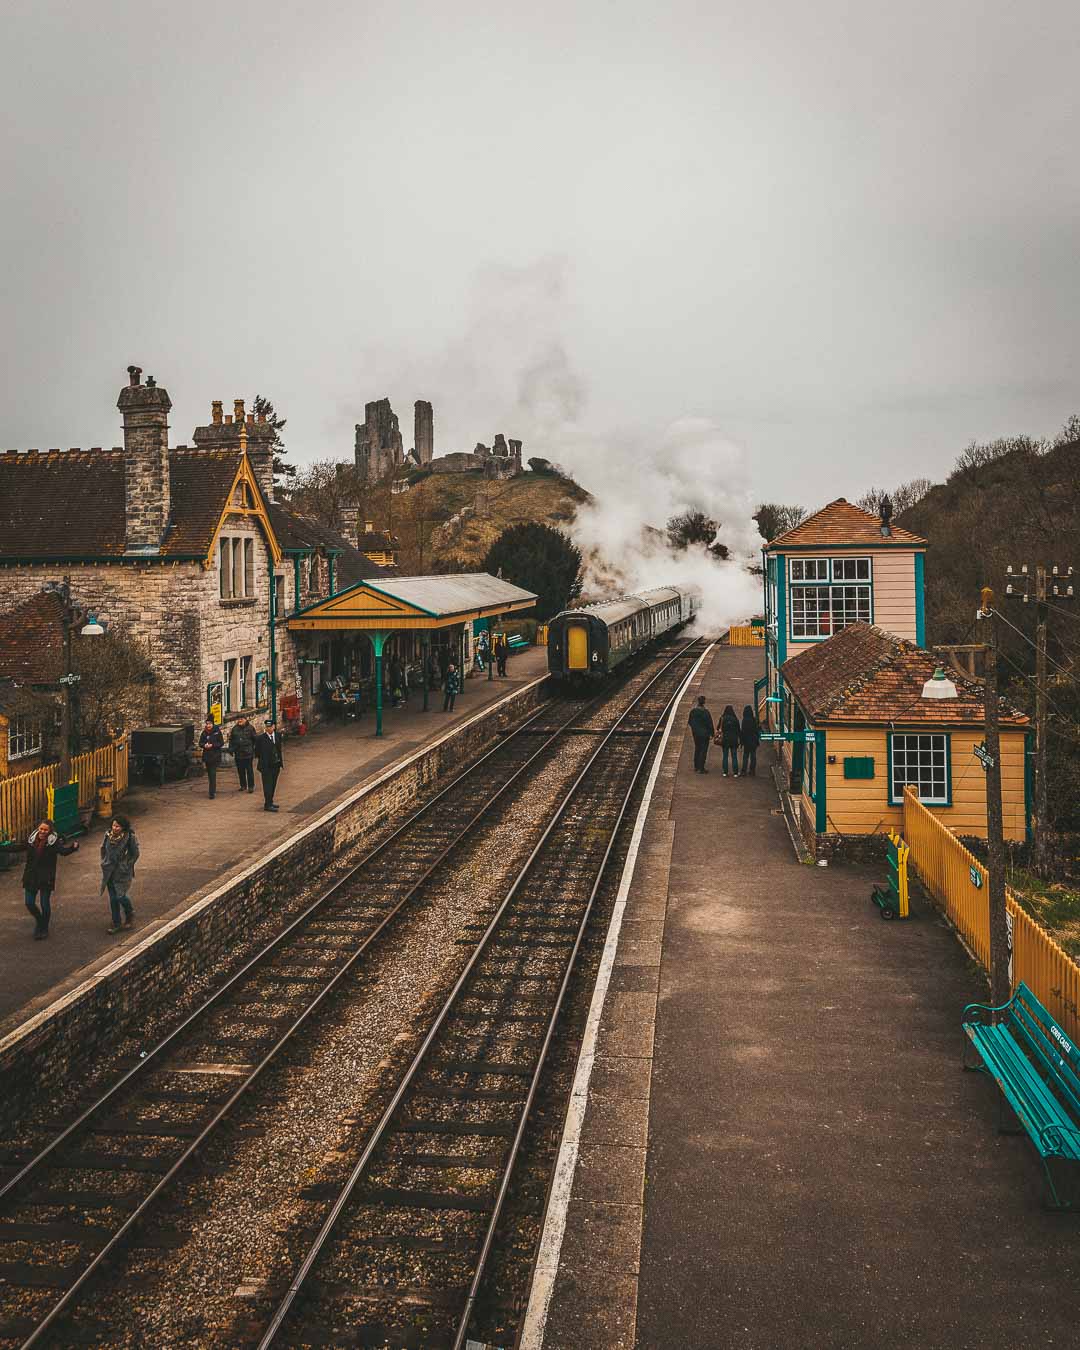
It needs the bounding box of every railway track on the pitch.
[256,638,705,1350]
[0,640,702,1349]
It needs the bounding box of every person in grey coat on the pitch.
[229,715,257,793]
[101,814,140,933]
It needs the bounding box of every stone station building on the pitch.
[0,367,386,752]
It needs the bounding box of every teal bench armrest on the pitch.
[962,993,1019,1026]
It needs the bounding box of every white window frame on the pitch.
[223,657,238,714]
[889,732,950,806]
[789,556,873,639]
[239,655,252,709]
[8,715,43,760]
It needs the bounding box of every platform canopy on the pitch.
[284,572,536,632]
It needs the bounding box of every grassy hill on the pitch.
[367,467,592,573]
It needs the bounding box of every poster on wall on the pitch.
[207,681,223,725]
[255,670,269,708]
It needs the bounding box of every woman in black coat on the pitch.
[739,704,761,777]
[718,705,741,777]
[13,818,79,939]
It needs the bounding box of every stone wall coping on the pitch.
[0,672,548,1062]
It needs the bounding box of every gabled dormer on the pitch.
[761,497,926,730]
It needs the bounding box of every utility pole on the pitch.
[977,587,1010,1010]
[1005,561,1075,875]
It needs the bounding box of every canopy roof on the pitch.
[285,572,537,632]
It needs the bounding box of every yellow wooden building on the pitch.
[777,622,1031,857]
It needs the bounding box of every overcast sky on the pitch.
[2,0,1078,513]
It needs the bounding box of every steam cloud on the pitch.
[363,256,764,634]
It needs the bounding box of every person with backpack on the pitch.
[11,818,79,939]
[740,704,761,776]
[717,704,741,777]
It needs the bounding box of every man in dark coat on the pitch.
[442,662,461,713]
[198,718,225,799]
[229,714,257,792]
[495,634,508,677]
[254,717,285,811]
[11,818,79,938]
[687,695,715,773]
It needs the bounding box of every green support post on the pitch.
[269,567,279,723]
[373,630,387,737]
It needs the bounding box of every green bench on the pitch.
[962,981,1080,1208]
[505,634,530,654]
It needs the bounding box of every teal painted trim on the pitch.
[292,555,303,615]
[372,630,387,737]
[815,729,827,833]
[775,553,787,665]
[1024,729,1034,844]
[914,552,926,646]
[945,734,953,806]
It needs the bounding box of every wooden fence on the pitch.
[902,785,1080,1043]
[726,625,765,647]
[0,740,129,843]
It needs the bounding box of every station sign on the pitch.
[969,864,983,888]
[973,742,995,770]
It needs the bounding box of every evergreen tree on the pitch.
[482,523,583,621]
[251,394,295,491]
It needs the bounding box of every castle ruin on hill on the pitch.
[354,397,523,482]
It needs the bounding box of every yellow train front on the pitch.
[547,586,697,681]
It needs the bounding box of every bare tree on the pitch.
[754,503,806,542]
[857,479,933,518]
[289,460,368,529]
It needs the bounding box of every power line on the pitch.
[992,608,1076,680]
[996,647,1080,733]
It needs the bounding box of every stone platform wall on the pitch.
[0,677,550,1130]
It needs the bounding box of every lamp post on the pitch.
[55,579,104,784]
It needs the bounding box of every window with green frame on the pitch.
[889,732,951,805]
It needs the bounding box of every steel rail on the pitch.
[10,686,607,1350]
[255,637,702,1349]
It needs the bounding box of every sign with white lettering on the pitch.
[969,864,982,888]
[973,742,995,770]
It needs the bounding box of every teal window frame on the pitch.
[887,731,952,806]
[788,555,874,641]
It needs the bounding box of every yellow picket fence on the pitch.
[726,625,765,647]
[0,740,129,843]
[902,785,1080,1043]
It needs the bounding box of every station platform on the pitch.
[531,644,1080,1349]
[0,648,547,1035]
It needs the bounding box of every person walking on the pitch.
[495,634,508,677]
[740,704,761,776]
[198,718,224,799]
[442,661,461,713]
[389,656,405,708]
[12,818,79,939]
[229,714,257,793]
[687,695,715,773]
[718,704,741,778]
[101,814,139,933]
[254,717,285,811]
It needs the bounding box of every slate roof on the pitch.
[768,498,925,550]
[265,505,389,587]
[780,623,1028,726]
[0,448,243,561]
[0,591,66,685]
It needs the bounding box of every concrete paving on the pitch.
[542,645,1080,1349]
[0,650,546,1035]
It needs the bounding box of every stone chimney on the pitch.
[117,365,172,554]
[414,400,434,464]
[338,502,360,548]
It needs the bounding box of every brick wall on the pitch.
[0,676,550,1129]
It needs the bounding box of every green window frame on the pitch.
[888,732,952,806]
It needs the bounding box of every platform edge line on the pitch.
[517,642,713,1350]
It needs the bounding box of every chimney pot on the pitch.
[234,399,245,423]
[211,400,223,425]
[225,415,233,425]
[127,365,142,386]
[246,413,254,425]
[257,411,266,423]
